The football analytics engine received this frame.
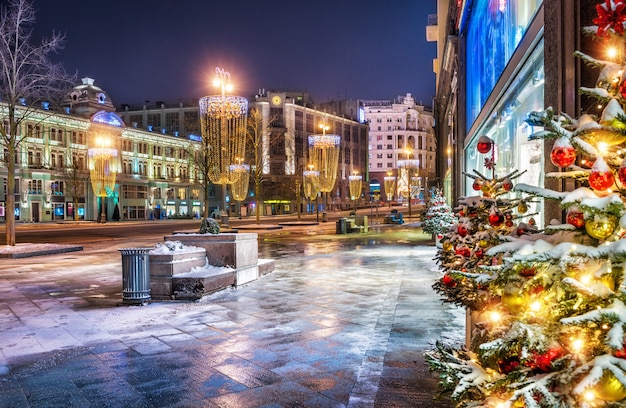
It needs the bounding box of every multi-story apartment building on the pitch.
[250,90,370,214]
[362,94,435,204]
[0,78,208,223]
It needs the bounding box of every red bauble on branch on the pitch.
[619,157,626,185]
[442,273,457,287]
[488,209,504,227]
[472,179,483,191]
[502,177,513,191]
[589,157,615,191]
[566,206,585,228]
[476,135,493,154]
[550,137,577,168]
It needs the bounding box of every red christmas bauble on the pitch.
[616,342,626,359]
[621,80,626,99]
[566,208,585,228]
[550,143,576,168]
[489,211,504,227]
[619,159,626,185]
[476,135,493,154]
[457,225,467,237]
[472,180,482,191]
[442,273,456,287]
[455,246,471,257]
[474,248,484,258]
[502,178,513,191]
[498,356,520,374]
[527,346,564,372]
[505,220,514,227]
[589,169,615,191]
[519,266,536,277]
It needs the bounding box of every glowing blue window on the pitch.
[464,0,541,130]
[91,111,124,128]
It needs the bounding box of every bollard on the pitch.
[119,248,152,305]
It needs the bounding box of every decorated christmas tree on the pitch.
[433,135,533,311]
[427,3,626,406]
[422,188,457,239]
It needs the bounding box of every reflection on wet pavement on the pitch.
[0,225,463,407]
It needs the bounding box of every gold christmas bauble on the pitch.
[479,239,489,248]
[442,241,453,251]
[501,282,527,315]
[585,215,617,240]
[517,201,528,214]
[593,370,626,402]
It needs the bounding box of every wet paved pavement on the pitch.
[0,223,464,407]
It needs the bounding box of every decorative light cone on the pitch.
[199,68,248,185]
[308,134,341,192]
[229,163,250,201]
[88,147,118,198]
[397,160,419,198]
[303,170,321,200]
[384,176,396,201]
[349,174,362,201]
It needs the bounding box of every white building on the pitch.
[362,93,435,203]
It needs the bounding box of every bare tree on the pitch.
[246,108,274,225]
[0,0,75,245]
[63,154,88,221]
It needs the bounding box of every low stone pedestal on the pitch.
[149,248,207,300]
[167,233,258,268]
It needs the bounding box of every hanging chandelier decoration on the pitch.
[303,169,321,200]
[88,146,118,198]
[384,175,396,201]
[199,67,248,185]
[229,163,250,202]
[397,159,419,198]
[349,173,362,201]
[308,132,341,193]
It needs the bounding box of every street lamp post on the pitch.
[199,67,248,225]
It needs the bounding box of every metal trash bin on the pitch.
[119,248,152,305]
[336,218,347,234]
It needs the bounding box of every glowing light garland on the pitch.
[303,170,320,200]
[397,160,419,198]
[229,163,250,201]
[308,134,340,192]
[88,147,118,198]
[199,68,248,185]
[349,174,362,200]
[384,176,396,201]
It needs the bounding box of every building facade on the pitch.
[0,78,208,223]
[250,90,370,214]
[433,0,595,226]
[362,94,435,205]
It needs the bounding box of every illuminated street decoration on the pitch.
[384,175,396,201]
[349,173,362,201]
[303,169,320,200]
[230,163,250,202]
[307,133,340,193]
[398,159,419,217]
[199,67,248,185]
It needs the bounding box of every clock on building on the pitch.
[271,95,282,106]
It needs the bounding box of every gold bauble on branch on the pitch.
[585,214,618,240]
[591,370,626,402]
[501,281,528,315]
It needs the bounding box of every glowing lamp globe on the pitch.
[476,135,493,154]
[550,137,576,167]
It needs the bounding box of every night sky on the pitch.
[31,0,437,107]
